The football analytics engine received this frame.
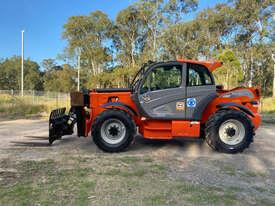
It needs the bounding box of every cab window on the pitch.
[140,65,182,94]
[187,64,213,86]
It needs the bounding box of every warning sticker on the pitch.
[186,98,197,108]
[176,101,185,111]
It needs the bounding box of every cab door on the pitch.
[185,63,217,120]
[134,62,187,119]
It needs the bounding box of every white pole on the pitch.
[77,52,80,91]
[272,54,275,98]
[21,30,24,96]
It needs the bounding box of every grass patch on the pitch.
[0,95,45,118]
[101,168,121,176]
[0,155,270,206]
[227,186,242,192]
[261,97,275,115]
[0,94,69,119]
[256,198,275,206]
[222,165,237,176]
[145,194,167,205]
[253,186,267,193]
[100,167,146,177]
[214,162,237,176]
[0,159,96,206]
[119,156,140,164]
[143,157,154,162]
[271,188,275,194]
[151,164,167,174]
[123,168,146,177]
[174,181,237,206]
[241,170,266,178]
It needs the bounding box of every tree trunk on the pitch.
[272,54,275,98]
[226,69,229,90]
[131,40,135,67]
[273,63,275,98]
[91,60,95,75]
[249,55,253,87]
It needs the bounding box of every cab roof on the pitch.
[177,58,223,72]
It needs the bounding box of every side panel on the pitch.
[139,119,200,139]
[186,85,217,120]
[140,120,172,139]
[172,121,200,137]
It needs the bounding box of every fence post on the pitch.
[56,92,58,108]
[32,90,35,104]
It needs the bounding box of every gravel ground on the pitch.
[0,119,274,205]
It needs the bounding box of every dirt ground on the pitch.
[0,119,275,206]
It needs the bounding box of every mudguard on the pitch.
[101,102,137,116]
[216,102,254,117]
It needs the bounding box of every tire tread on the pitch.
[205,109,254,153]
[91,109,136,152]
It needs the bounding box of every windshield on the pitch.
[130,68,144,91]
[130,61,155,92]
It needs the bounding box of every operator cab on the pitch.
[131,60,217,121]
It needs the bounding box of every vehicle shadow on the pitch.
[10,141,50,147]
[127,135,206,153]
[10,135,77,148]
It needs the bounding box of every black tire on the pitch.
[49,135,61,145]
[200,124,206,139]
[205,110,254,154]
[49,138,54,145]
[92,109,136,152]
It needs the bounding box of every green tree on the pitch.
[213,49,242,89]
[41,58,56,71]
[161,3,234,60]
[0,56,42,90]
[231,0,273,86]
[113,5,147,67]
[58,0,273,96]
[43,64,76,92]
[136,0,198,61]
[63,11,113,76]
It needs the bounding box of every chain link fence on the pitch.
[0,90,70,109]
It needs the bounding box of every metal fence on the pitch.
[0,90,70,108]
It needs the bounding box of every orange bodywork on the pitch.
[84,90,203,139]
[84,87,261,140]
[177,58,223,72]
[201,87,261,129]
[82,60,261,140]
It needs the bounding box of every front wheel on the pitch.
[92,109,136,152]
[205,110,254,153]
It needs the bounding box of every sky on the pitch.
[0,0,226,66]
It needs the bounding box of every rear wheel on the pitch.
[92,109,136,152]
[205,110,254,153]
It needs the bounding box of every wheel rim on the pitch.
[100,118,126,145]
[218,119,246,146]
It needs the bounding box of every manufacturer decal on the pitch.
[176,101,185,111]
[186,98,197,108]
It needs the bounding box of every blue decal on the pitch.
[187,98,197,108]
